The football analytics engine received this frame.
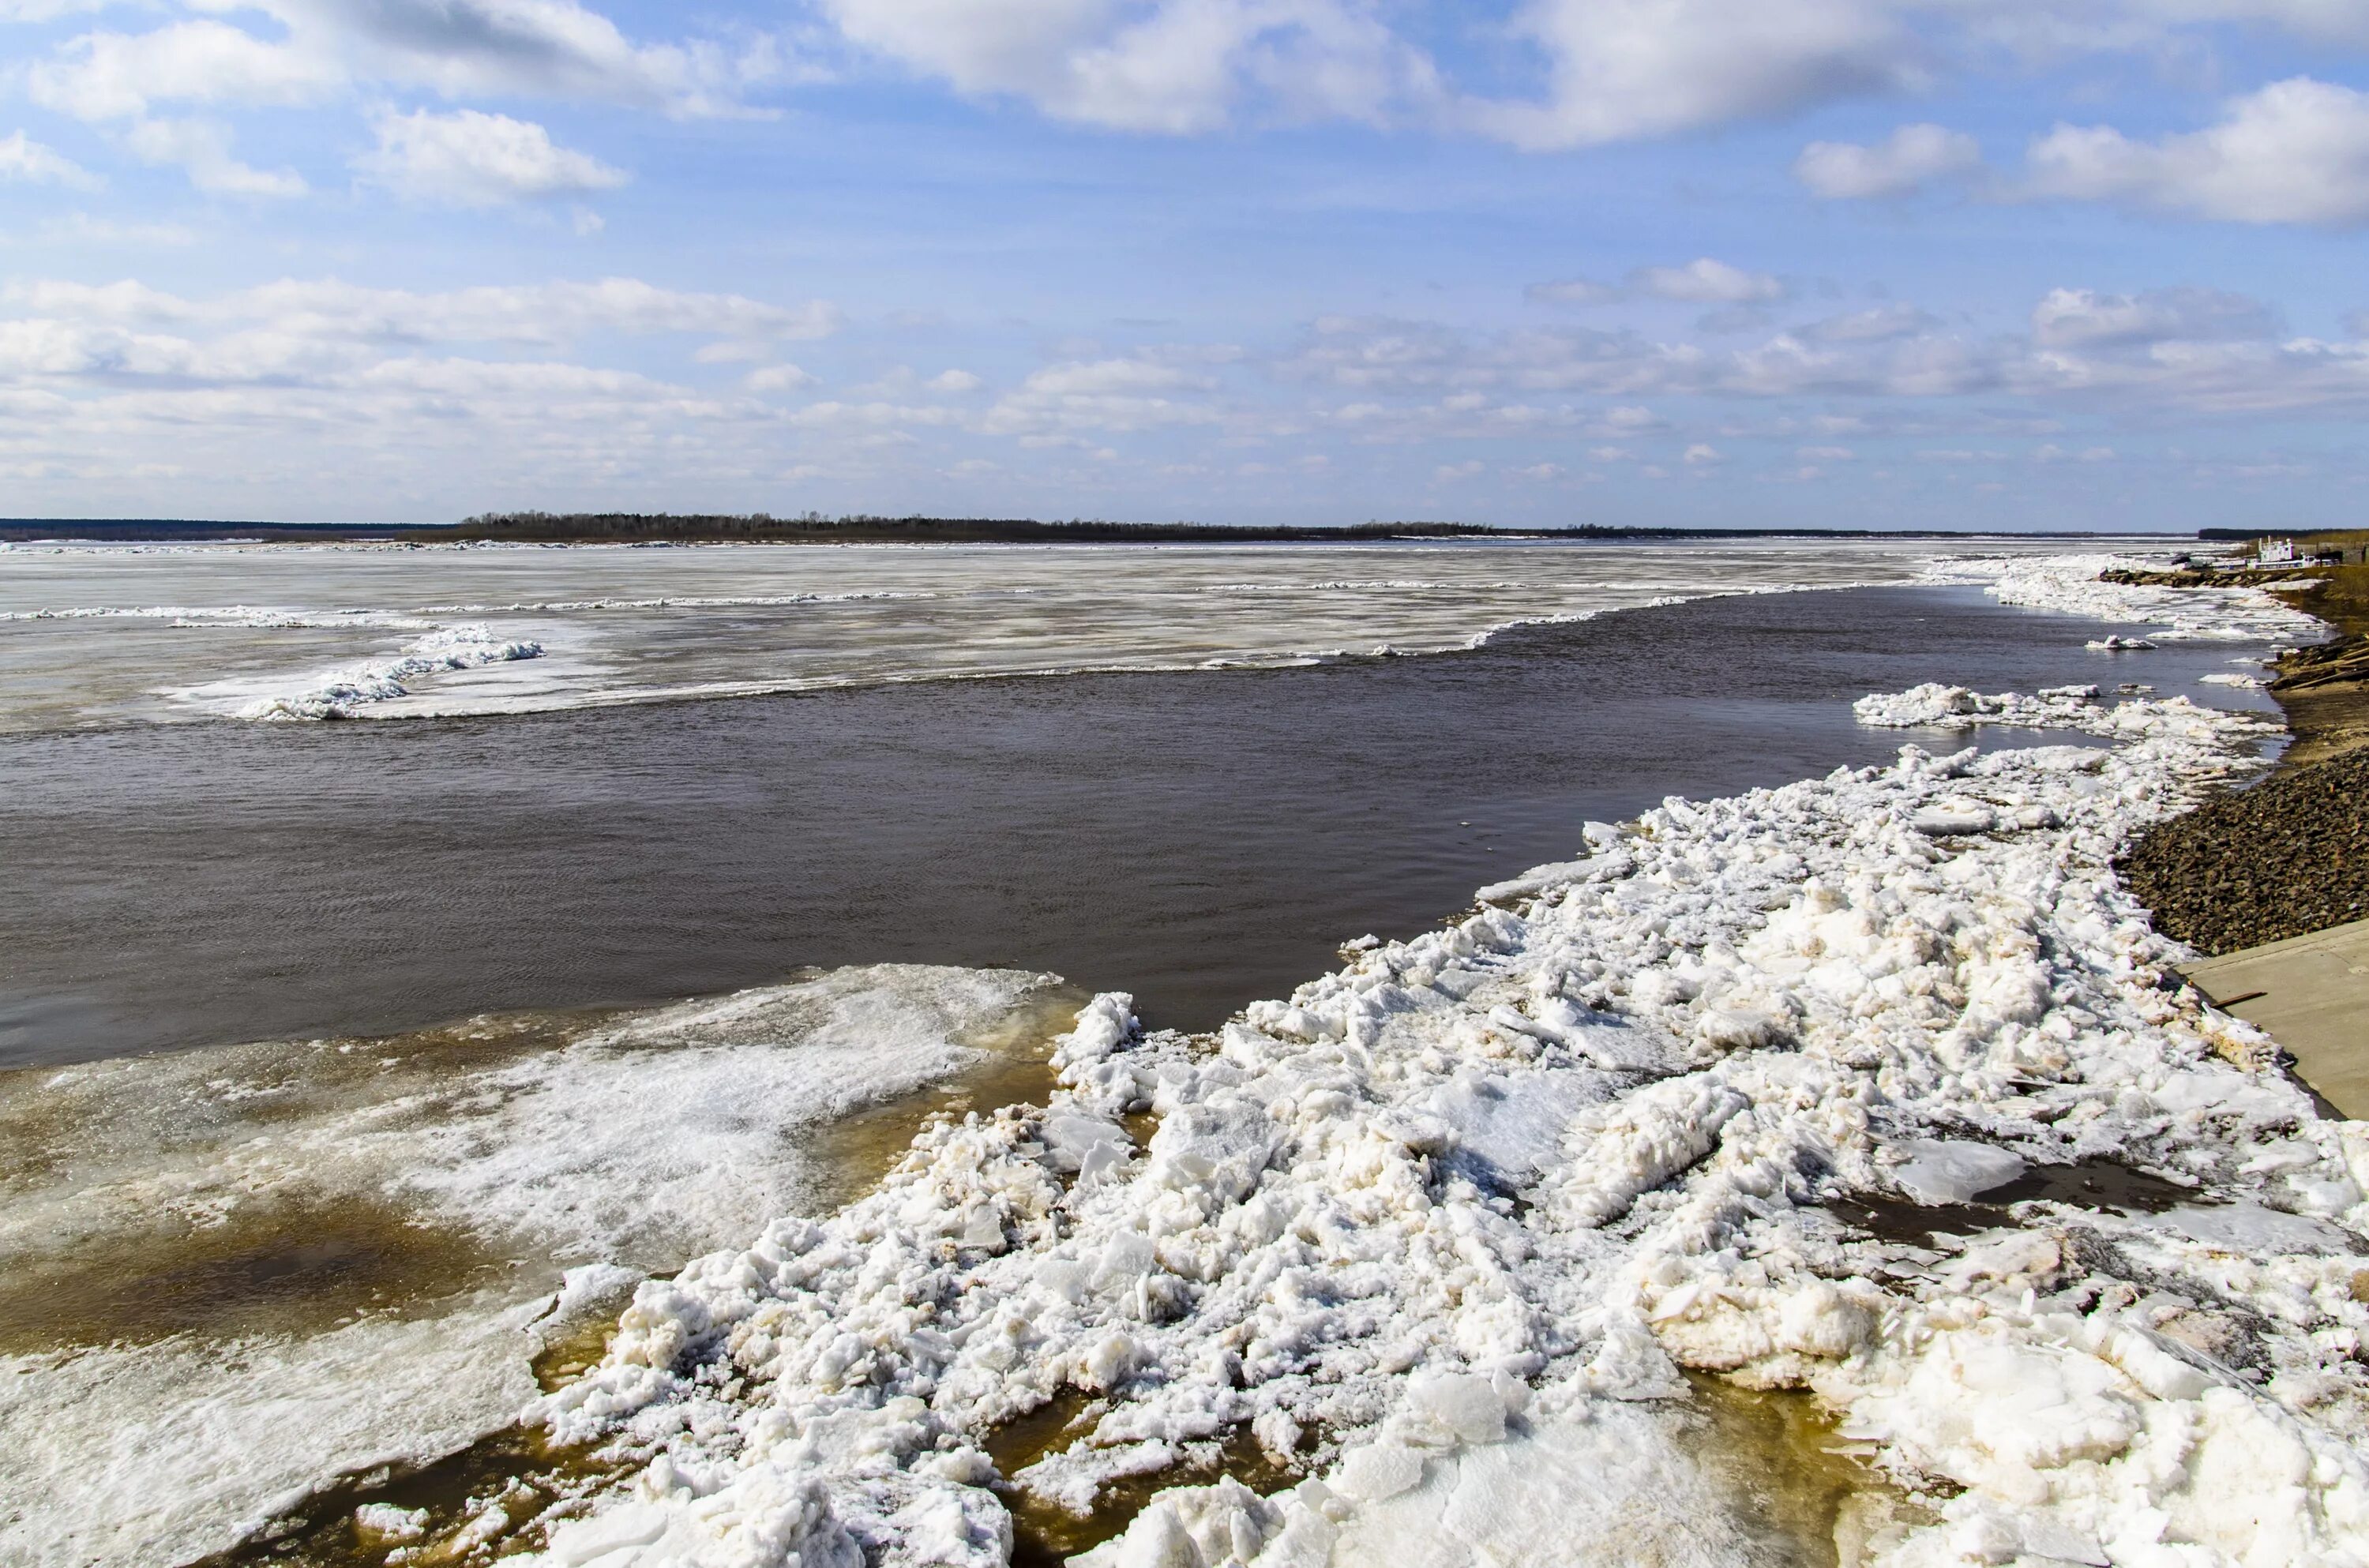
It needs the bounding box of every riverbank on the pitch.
[2119,556,2369,955]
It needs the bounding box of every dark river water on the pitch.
[0,585,2270,1066]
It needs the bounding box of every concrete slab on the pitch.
[2180,917,2369,1118]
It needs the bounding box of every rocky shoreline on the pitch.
[2120,577,2369,955]
[2122,748,2369,954]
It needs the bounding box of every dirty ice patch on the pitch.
[0,964,1076,1568]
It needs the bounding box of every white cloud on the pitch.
[30,21,340,120]
[0,131,101,189]
[1683,441,1723,464]
[1280,283,2369,415]
[820,0,1431,134]
[1800,303,1941,342]
[274,0,775,112]
[359,108,626,207]
[4,276,843,350]
[743,363,819,392]
[926,368,984,392]
[1795,122,1982,198]
[27,1,779,133]
[2024,77,2369,227]
[2029,287,2276,348]
[1467,0,1917,150]
[122,117,306,197]
[1525,276,1619,306]
[816,0,1934,147]
[981,354,1222,435]
[1523,261,1784,313]
[1631,258,1785,304]
[1019,358,1211,396]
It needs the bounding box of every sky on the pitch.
[0,2,2366,529]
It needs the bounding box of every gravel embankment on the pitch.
[2121,750,2369,954]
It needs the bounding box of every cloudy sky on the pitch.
[2,1,2366,528]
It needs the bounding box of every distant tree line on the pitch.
[421,512,2022,545]
[426,512,1525,544]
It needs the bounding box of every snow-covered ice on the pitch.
[0,534,2092,730]
[482,555,2369,1568]
[1934,551,2323,647]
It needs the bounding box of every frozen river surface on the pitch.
[1,535,2075,730]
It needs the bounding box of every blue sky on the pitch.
[2,1,2366,529]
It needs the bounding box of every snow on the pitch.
[495,554,2369,1568]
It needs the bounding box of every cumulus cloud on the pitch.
[819,0,1433,134]
[815,0,1945,148]
[1526,276,1620,306]
[1631,259,1786,304]
[1282,283,2369,414]
[1524,260,1785,310]
[123,117,306,197]
[28,0,779,129]
[981,354,1222,435]
[1467,0,1919,150]
[0,131,99,188]
[2029,287,2277,347]
[1800,303,1941,341]
[30,20,341,120]
[3,276,843,349]
[744,363,819,392]
[2024,77,2369,227]
[358,108,626,206]
[1795,122,1982,197]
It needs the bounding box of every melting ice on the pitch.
[0,965,1084,1568]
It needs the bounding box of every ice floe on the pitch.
[216,621,546,719]
[494,556,2369,1568]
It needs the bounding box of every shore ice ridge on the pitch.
[471,565,2369,1568]
[1928,551,2325,647]
[224,621,545,719]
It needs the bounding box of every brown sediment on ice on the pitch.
[171,981,1097,1568]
